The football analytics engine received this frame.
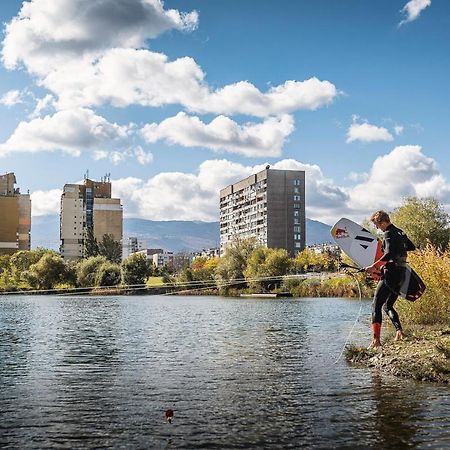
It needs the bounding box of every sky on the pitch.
[0,0,449,226]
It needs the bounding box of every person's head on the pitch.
[370,210,391,231]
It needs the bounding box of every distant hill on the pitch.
[31,216,332,252]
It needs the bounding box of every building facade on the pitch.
[122,237,146,260]
[0,173,31,255]
[219,167,306,257]
[60,176,123,259]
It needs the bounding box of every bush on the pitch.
[121,253,153,286]
[95,262,122,287]
[76,256,108,287]
[397,246,450,325]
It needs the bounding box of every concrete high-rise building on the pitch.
[0,173,31,255]
[219,167,305,257]
[60,176,123,259]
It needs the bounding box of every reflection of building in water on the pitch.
[0,173,31,255]
[220,167,305,257]
[60,175,123,259]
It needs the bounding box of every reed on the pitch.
[397,246,450,325]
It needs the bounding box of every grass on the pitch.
[146,276,165,286]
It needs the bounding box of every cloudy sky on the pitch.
[0,0,449,228]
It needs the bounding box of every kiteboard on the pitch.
[330,217,426,301]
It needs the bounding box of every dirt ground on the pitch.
[346,326,450,384]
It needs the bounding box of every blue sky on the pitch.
[0,0,448,224]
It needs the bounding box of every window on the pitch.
[294,234,301,240]
[294,187,300,193]
[294,218,300,224]
[294,195,301,201]
[295,242,302,248]
[293,179,301,186]
[294,226,301,232]
[294,210,299,217]
[294,203,300,209]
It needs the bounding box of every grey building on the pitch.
[219,167,306,257]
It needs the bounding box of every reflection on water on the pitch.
[0,295,449,449]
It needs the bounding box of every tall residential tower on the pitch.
[219,167,306,257]
[0,172,31,255]
[60,175,123,259]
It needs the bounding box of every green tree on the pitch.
[121,252,153,286]
[244,247,292,291]
[84,226,99,258]
[95,262,122,287]
[215,237,259,294]
[24,253,71,290]
[390,197,450,250]
[76,255,108,287]
[98,234,122,263]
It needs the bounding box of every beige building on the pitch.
[0,173,31,255]
[60,176,123,259]
[220,167,306,257]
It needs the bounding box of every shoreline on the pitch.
[345,326,450,384]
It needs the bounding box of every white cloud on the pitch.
[141,112,295,157]
[2,0,198,74]
[400,0,431,25]
[38,49,337,116]
[31,188,62,216]
[29,94,55,118]
[348,145,450,213]
[0,89,25,107]
[32,147,450,224]
[0,108,131,158]
[2,2,338,117]
[394,125,404,136]
[346,121,394,143]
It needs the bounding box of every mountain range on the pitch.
[31,216,333,252]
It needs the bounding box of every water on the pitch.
[0,295,449,449]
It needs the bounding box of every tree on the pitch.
[76,255,108,287]
[244,247,292,291]
[390,197,450,250]
[84,226,99,258]
[98,234,122,263]
[95,262,121,287]
[215,237,258,293]
[121,252,153,286]
[25,253,71,290]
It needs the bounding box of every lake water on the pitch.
[0,295,449,449]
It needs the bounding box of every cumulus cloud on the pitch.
[0,89,25,107]
[36,49,338,116]
[2,0,198,74]
[141,112,295,156]
[110,158,351,223]
[0,108,131,160]
[31,147,450,223]
[400,0,431,26]
[346,120,394,143]
[348,145,450,212]
[31,188,62,216]
[2,2,338,117]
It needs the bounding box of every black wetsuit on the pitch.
[372,224,416,330]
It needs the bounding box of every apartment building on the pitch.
[60,176,123,259]
[122,237,146,260]
[219,167,305,257]
[0,173,31,255]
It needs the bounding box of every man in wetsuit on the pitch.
[365,210,416,348]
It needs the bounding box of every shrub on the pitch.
[397,246,450,325]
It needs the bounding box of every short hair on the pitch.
[370,210,390,224]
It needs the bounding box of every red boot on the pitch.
[368,322,382,348]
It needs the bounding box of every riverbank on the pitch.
[345,326,450,384]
